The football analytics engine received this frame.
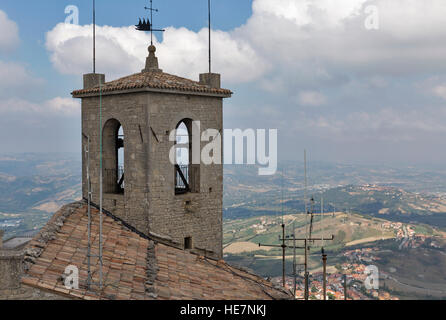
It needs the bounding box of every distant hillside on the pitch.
[224,164,446,229]
[0,153,81,238]
[286,185,446,229]
[222,211,446,299]
[2,154,446,237]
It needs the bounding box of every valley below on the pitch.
[1,154,445,299]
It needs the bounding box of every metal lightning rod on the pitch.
[93,0,96,73]
[208,0,212,74]
[304,150,309,299]
[82,133,92,290]
[150,0,155,45]
[281,169,285,287]
[321,195,324,247]
[99,79,103,290]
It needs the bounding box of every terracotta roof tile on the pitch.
[21,203,292,300]
[72,71,232,97]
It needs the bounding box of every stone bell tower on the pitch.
[72,45,231,258]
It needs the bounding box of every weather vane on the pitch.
[135,0,165,45]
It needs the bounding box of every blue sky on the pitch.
[0,0,253,154]
[0,0,251,99]
[2,0,446,166]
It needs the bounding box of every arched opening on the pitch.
[117,126,125,190]
[174,119,200,195]
[103,119,125,194]
[175,120,191,194]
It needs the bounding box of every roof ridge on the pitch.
[23,201,85,271]
[72,71,232,97]
[97,71,203,87]
[21,202,294,300]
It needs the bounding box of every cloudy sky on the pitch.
[1,0,446,165]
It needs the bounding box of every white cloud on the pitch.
[0,11,43,99]
[0,97,80,117]
[158,27,268,82]
[432,85,446,100]
[0,10,19,52]
[252,0,367,27]
[0,97,81,153]
[45,24,148,79]
[242,0,446,84]
[297,91,326,106]
[38,1,446,162]
[0,61,44,95]
[295,107,446,143]
[45,23,268,83]
[44,97,81,116]
[45,1,446,86]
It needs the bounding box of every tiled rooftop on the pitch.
[72,71,232,97]
[21,202,292,300]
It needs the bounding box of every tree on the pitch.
[335,230,346,244]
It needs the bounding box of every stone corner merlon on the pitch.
[199,73,221,89]
[83,73,106,90]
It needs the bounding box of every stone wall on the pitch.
[81,92,149,232]
[147,93,223,257]
[81,89,224,258]
[0,251,22,290]
[0,250,67,300]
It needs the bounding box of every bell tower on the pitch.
[72,46,231,258]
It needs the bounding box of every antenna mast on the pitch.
[85,0,104,292]
[208,0,212,73]
[83,133,92,289]
[304,150,308,217]
[321,195,324,247]
[258,168,303,290]
[93,0,96,73]
[295,150,335,300]
[281,169,285,287]
[98,81,103,290]
[303,150,309,299]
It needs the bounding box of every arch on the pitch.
[103,118,125,194]
[174,118,200,194]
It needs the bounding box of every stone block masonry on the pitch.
[80,90,224,258]
[0,251,67,300]
[74,46,231,259]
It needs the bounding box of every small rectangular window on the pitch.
[184,237,193,250]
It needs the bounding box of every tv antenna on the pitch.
[258,168,304,292]
[258,157,335,299]
[136,0,165,45]
[280,204,334,300]
[258,224,305,292]
[281,150,334,300]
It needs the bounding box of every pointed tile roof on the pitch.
[72,45,231,98]
[72,71,232,97]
